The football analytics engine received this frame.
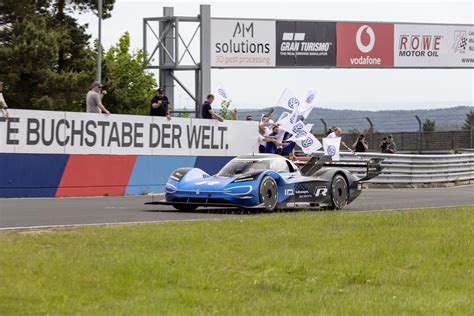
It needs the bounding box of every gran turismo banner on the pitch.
[211,18,276,67]
[0,110,259,156]
[275,21,336,67]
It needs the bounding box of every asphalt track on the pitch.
[1,186,473,230]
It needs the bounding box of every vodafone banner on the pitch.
[211,19,276,67]
[336,22,394,67]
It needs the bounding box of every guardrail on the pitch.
[307,152,474,185]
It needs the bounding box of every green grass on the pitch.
[1,207,473,315]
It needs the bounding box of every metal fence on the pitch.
[322,152,474,185]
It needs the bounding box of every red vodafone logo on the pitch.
[356,25,376,53]
[337,23,394,67]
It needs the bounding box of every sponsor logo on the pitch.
[327,145,337,156]
[398,34,443,57]
[336,23,394,67]
[453,30,468,53]
[284,188,294,196]
[287,97,300,109]
[294,183,310,195]
[356,25,375,53]
[302,138,314,148]
[215,22,271,54]
[314,187,328,197]
[280,32,333,55]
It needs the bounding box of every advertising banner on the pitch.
[446,25,474,67]
[394,24,449,67]
[275,21,336,67]
[211,19,276,67]
[336,22,394,67]
[0,110,259,156]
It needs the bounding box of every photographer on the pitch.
[379,137,387,153]
[352,134,369,152]
[150,88,171,120]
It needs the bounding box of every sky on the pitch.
[75,0,474,111]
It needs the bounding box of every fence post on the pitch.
[320,119,327,135]
[471,126,474,148]
[365,117,374,150]
[415,115,422,153]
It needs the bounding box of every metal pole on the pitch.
[320,119,327,135]
[365,117,374,150]
[96,0,102,83]
[415,115,422,153]
[199,4,211,118]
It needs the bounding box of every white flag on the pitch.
[276,88,301,112]
[215,83,230,101]
[287,121,312,141]
[304,90,317,107]
[296,134,322,154]
[277,111,299,132]
[323,137,342,161]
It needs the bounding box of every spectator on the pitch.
[150,88,171,120]
[258,125,278,153]
[352,134,369,152]
[0,81,9,118]
[327,127,342,138]
[246,115,253,121]
[385,134,397,153]
[201,94,224,122]
[379,137,387,153]
[86,81,110,114]
[327,126,347,148]
[264,124,282,154]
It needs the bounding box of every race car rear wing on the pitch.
[296,155,384,181]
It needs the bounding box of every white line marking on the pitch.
[1,204,472,232]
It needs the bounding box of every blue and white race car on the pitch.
[146,154,382,211]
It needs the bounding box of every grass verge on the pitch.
[1,207,473,314]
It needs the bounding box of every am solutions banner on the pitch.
[275,21,336,67]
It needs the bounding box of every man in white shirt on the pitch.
[0,81,10,118]
[86,81,110,114]
[327,127,347,148]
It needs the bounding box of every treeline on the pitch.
[0,0,156,115]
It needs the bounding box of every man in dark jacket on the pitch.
[150,88,171,120]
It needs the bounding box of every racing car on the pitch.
[146,154,382,211]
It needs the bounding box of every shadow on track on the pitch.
[143,207,327,215]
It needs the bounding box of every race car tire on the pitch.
[329,174,348,210]
[259,176,278,212]
[173,204,198,212]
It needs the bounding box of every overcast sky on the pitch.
[75,0,474,111]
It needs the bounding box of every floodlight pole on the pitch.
[96,0,102,83]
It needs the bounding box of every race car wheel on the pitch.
[329,174,348,210]
[173,204,197,212]
[259,176,278,212]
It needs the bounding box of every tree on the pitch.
[463,111,474,130]
[422,119,436,132]
[0,0,115,111]
[219,100,236,120]
[102,32,157,114]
